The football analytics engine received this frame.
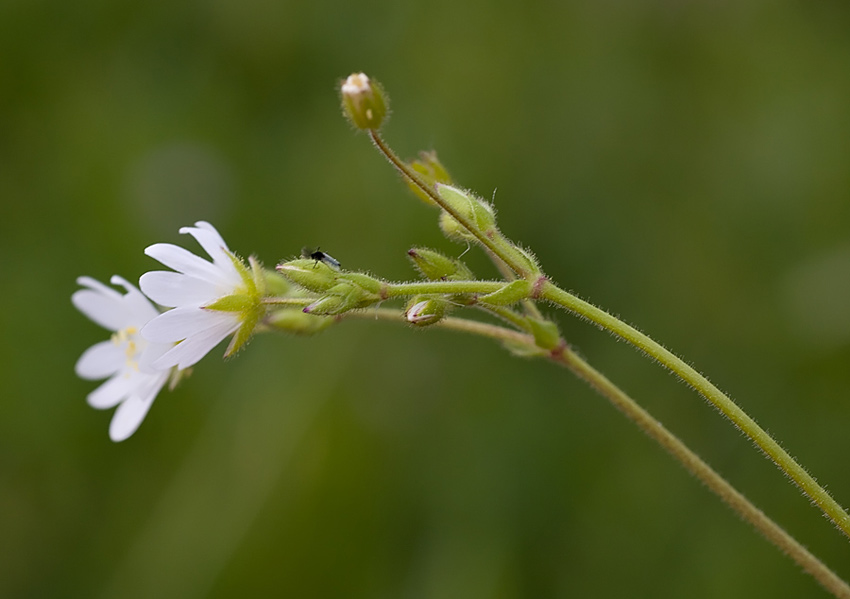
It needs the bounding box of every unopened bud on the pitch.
[303,295,348,316]
[405,297,447,326]
[276,259,339,293]
[436,184,496,241]
[267,308,336,335]
[407,247,473,281]
[341,73,388,131]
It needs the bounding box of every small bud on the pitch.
[341,73,388,131]
[276,259,339,293]
[405,297,447,326]
[406,151,452,206]
[478,280,532,307]
[407,247,474,281]
[303,295,348,316]
[266,308,336,335]
[436,184,496,241]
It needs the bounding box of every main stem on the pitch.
[548,341,850,599]
[539,280,850,539]
[346,309,850,598]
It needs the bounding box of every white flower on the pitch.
[73,276,175,442]
[140,221,260,371]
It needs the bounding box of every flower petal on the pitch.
[152,314,241,370]
[181,222,232,266]
[144,243,227,282]
[72,288,130,331]
[87,374,134,409]
[139,271,221,307]
[107,373,166,442]
[141,306,235,343]
[75,341,124,380]
[111,275,160,323]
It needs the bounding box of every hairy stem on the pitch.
[343,308,850,598]
[539,280,850,539]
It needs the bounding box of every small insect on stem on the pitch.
[301,246,341,271]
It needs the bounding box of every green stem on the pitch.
[384,280,506,297]
[539,279,850,539]
[343,308,850,598]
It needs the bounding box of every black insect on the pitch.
[301,246,341,271]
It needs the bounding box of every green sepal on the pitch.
[337,272,384,294]
[436,184,496,239]
[205,293,257,313]
[478,280,531,307]
[227,250,255,292]
[528,318,561,351]
[224,311,261,358]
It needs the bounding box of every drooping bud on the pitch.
[407,247,474,281]
[405,151,452,206]
[340,73,388,131]
[266,308,336,335]
[405,297,447,326]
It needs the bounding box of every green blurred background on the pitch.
[2,0,850,597]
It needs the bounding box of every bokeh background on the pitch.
[2,0,850,597]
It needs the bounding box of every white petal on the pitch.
[72,288,129,331]
[87,374,134,409]
[152,315,240,369]
[75,341,124,380]
[139,271,221,307]
[181,225,240,280]
[144,243,226,282]
[76,276,122,300]
[110,275,160,323]
[108,376,166,441]
[141,306,237,343]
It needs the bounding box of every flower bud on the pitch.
[266,308,336,335]
[406,151,452,206]
[340,73,388,131]
[303,295,348,316]
[407,247,474,281]
[436,184,496,241]
[276,259,339,293]
[405,297,447,326]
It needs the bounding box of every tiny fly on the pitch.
[301,246,341,271]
